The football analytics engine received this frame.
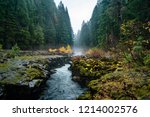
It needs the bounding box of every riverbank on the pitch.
[0,51,70,99]
[71,56,150,100]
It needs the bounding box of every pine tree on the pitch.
[0,0,73,49]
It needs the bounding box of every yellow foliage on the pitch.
[59,45,73,54]
[59,47,66,53]
[48,48,57,53]
[49,45,73,54]
[66,45,73,53]
[66,45,71,50]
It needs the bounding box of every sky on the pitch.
[54,0,97,34]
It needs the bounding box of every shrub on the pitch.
[144,54,150,67]
[66,45,73,54]
[48,45,73,55]
[124,52,132,63]
[11,44,20,56]
[86,48,106,58]
[5,44,21,58]
[48,48,57,54]
[59,47,66,53]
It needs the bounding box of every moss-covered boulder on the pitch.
[26,68,45,80]
[71,56,123,83]
[0,55,70,99]
[71,56,150,100]
[84,69,150,100]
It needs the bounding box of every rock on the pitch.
[0,74,3,80]
[50,69,57,74]
[26,67,45,80]
[29,80,42,88]
[22,61,29,67]
[0,55,70,99]
[1,73,8,79]
[72,76,81,82]
[0,85,4,98]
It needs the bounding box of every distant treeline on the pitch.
[0,0,73,49]
[76,0,150,49]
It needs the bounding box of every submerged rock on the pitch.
[72,76,81,82]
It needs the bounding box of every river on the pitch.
[39,64,86,100]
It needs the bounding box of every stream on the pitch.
[39,64,86,100]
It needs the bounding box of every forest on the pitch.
[73,0,150,99]
[77,0,150,49]
[0,0,150,100]
[0,0,73,50]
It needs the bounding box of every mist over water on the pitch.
[73,47,85,56]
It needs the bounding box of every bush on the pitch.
[86,48,107,58]
[59,45,73,54]
[66,45,73,54]
[124,53,132,63]
[48,48,57,54]
[11,44,20,56]
[144,54,150,67]
[5,44,21,58]
[48,45,73,55]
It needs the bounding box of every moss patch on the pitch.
[26,68,45,80]
[71,56,150,100]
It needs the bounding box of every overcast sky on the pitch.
[54,0,97,34]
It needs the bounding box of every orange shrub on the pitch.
[86,48,107,58]
[48,48,57,53]
[59,47,66,53]
[66,45,73,53]
[49,45,73,55]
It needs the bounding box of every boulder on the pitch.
[0,55,70,99]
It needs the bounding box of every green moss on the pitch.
[15,55,50,61]
[26,68,45,80]
[72,55,150,100]
[0,62,9,69]
[0,62,12,72]
[0,54,50,87]
[72,57,123,80]
[87,70,150,100]
[15,55,34,60]
[0,72,25,84]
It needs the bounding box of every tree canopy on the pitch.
[0,0,73,49]
[77,0,150,49]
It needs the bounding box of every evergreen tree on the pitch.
[57,1,73,46]
[79,0,150,49]
[78,21,92,48]
[0,0,73,49]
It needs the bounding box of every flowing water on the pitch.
[39,64,86,100]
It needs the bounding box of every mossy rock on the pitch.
[26,68,45,80]
[71,57,124,81]
[88,70,150,100]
